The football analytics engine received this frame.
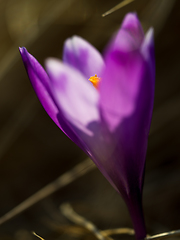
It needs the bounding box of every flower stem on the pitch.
[126,193,146,240]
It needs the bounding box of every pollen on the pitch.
[89,74,101,89]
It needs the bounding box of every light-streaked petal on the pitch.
[63,36,105,79]
[45,58,100,136]
[140,28,155,133]
[141,28,155,87]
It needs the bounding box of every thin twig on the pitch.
[61,203,180,240]
[60,203,109,240]
[32,232,45,240]
[0,92,38,160]
[146,229,180,240]
[102,0,134,17]
[101,228,135,237]
[0,0,76,81]
[0,158,96,226]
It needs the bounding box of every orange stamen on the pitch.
[89,74,101,89]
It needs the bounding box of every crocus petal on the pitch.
[46,60,119,176]
[63,36,105,79]
[107,13,144,53]
[98,16,155,240]
[19,47,88,154]
[100,49,145,132]
[45,58,100,136]
[19,47,60,128]
[121,12,144,45]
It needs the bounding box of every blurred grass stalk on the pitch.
[102,0,135,17]
[0,158,95,225]
[60,203,180,240]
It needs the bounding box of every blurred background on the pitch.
[0,0,179,239]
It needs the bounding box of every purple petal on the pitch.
[19,47,61,128]
[98,22,155,240]
[19,47,90,154]
[99,28,155,190]
[107,13,144,53]
[121,12,144,44]
[100,49,145,131]
[45,58,100,136]
[63,36,105,79]
[98,51,149,238]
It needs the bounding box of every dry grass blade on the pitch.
[146,229,180,240]
[60,203,110,240]
[0,0,76,81]
[32,232,45,240]
[102,0,134,17]
[0,92,37,160]
[60,204,180,240]
[0,158,95,226]
[101,228,135,237]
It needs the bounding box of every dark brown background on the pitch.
[0,0,179,239]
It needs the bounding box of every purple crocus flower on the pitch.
[19,13,155,240]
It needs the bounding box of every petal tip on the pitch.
[19,46,27,54]
[19,47,30,62]
[122,12,139,28]
[19,47,22,53]
[121,12,144,40]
